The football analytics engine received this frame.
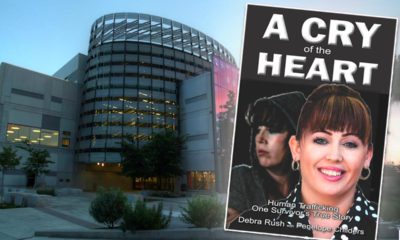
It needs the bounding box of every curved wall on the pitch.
[77,13,235,163]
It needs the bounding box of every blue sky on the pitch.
[1,0,399,75]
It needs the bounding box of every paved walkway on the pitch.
[0,192,201,239]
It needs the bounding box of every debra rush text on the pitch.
[237,202,364,235]
[237,216,364,235]
[257,14,380,86]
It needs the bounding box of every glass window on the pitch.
[139,55,151,63]
[152,91,164,100]
[153,79,163,88]
[79,140,91,149]
[124,114,137,123]
[126,43,138,52]
[99,55,112,63]
[109,114,122,122]
[139,77,151,87]
[81,115,93,124]
[138,90,150,98]
[7,124,59,147]
[123,126,136,136]
[125,65,138,73]
[86,79,96,89]
[108,126,122,137]
[165,70,175,78]
[80,128,92,137]
[112,54,124,62]
[165,81,176,91]
[113,42,125,51]
[93,114,108,122]
[96,89,109,97]
[139,66,151,74]
[152,56,163,65]
[92,127,107,135]
[125,77,138,86]
[92,139,106,148]
[95,101,109,110]
[106,139,120,148]
[125,89,138,97]
[108,101,123,109]
[99,66,111,74]
[138,44,151,53]
[110,88,123,97]
[40,129,59,147]
[84,90,95,100]
[152,67,163,76]
[187,171,215,190]
[111,76,124,85]
[112,65,124,73]
[153,103,164,112]
[105,152,121,162]
[97,77,109,87]
[152,46,163,55]
[176,61,185,70]
[62,138,70,148]
[165,93,176,101]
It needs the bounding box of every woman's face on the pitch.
[255,126,289,169]
[289,130,373,199]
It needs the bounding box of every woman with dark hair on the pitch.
[226,91,306,224]
[229,84,377,240]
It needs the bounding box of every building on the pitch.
[0,13,238,192]
[0,63,80,187]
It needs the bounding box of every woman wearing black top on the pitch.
[226,91,305,224]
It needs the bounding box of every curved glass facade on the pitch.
[77,13,235,163]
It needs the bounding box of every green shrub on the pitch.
[122,200,171,232]
[89,187,128,228]
[180,195,224,229]
[36,188,55,196]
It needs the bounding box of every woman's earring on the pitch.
[291,160,300,171]
[360,167,371,180]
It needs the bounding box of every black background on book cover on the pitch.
[240,5,397,94]
[230,5,397,203]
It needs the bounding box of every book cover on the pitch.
[225,4,397,240]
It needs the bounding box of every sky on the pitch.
[1,0,400,75]
[1,0,400,164]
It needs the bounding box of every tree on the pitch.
[0,146,21,202]
[216,90,236,191]
[120,131,185,190]
[120,139,153,189]
[18,143,54,188]
[144,130,185,190]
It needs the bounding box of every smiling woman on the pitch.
[288,84,375,239]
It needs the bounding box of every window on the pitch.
[7,123,59,147]
[62,131,71,148]
[51,96,63,103]
[187,171,215,190]
[62,138,70,148]
[11,88,44,99]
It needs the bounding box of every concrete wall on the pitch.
[179,72,215,172]
[53,53,88,84]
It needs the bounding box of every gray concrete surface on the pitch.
[0,191,291,240]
